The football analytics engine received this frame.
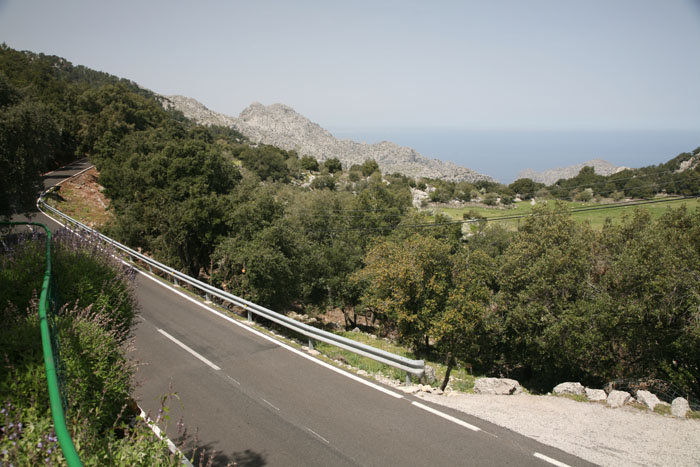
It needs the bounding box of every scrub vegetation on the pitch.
[0,229,190,465]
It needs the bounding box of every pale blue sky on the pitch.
[1,0,699,131]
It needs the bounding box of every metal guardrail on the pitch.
[1,222,83,467]
[38,185,425,381]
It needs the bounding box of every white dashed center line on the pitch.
[157,328,221,371]
[304,426,330,444]
[262,399,280,411]
[226,375,241,385]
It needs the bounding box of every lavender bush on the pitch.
[0,229,199,465]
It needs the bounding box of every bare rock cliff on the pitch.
[162,95,492,182]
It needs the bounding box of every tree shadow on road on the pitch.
[182,437,267,467]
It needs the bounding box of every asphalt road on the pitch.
[26,161,595,467]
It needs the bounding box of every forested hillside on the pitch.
[2,45,699,400]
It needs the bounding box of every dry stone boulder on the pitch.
[585,388,607,401]
[671,397,690,418]
[607,390,631,408]
[553,382,585,396]
[636,390,661,410]
[474,378,522,395]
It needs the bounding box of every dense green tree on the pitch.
[300,155,320,171]
[360,158,380,176]
[212,221,303,309]
[454,182,475,202]
[323,157,343,173]
[238,145,290,181]
[311,174,336,191]
[508,178,544,200]
[497,204,597,386]
[434,250,497,389]
[429,181,455,203]
[594,208,700,394]
[0,85,59,215]
[355,235,452,350]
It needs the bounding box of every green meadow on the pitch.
[436,197,700,230]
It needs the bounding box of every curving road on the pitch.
[30,161,594,467]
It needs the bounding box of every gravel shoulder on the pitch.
[415,391,700,467]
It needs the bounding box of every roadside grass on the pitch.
[653,404,672,416]
[627,401,650,412]
[553,393,589,403]
[314,332,476,391]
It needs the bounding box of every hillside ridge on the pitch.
[517,159,629,185]
[162,95,492,183]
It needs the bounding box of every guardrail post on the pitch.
[405,372,411,386]
[308,338,315,351]
[173,275,179,286]
[205,292,211,302]
[148,264,153,273]
[247,308,252,323]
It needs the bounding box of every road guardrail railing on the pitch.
[38,186,425,382]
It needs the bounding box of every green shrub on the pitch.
[0,230,182,465]
[52,230,137,340]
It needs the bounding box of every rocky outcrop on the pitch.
[553,382,585,396]
[676,155,699,173]
[162,95,238,128]
[162,95,492,183]
[517,159,628,185]
[474,378,522,395]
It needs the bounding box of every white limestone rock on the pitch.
[585,388,607,402]
[671,397,690,418]
[423,365,437,384]
[474,378,522,395]
[636,390,661,411]
[606,390,631,408]
[553,382,585,396]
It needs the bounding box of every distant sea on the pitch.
[328,128,700,183]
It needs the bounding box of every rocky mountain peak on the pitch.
[237,102,334,143]
[161,95,492,183]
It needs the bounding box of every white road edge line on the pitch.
[139,406,194,467]
[137,270,404,400]
[261,399,280,411]
[157,328,221,371]
[410,401,481,432]
[533,452,572,467]
[304,426,330,444]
